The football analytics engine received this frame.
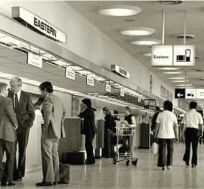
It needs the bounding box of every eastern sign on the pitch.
[173,45,195,66]
[27,52,42,68]
[12,7,67,43]
[111,65,130,78]
[65,67,75,80]
[175,88,185,99]
[152,45,173,66]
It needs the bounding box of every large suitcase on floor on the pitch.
[59,163,70,184]
[60,151,85,165]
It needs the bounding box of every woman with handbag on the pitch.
[155,100,178,170]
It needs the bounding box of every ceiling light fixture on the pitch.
[163,71,182,74]
[99,5,141,17]
[169,77,185,80]
[158,67,180,71]
[132,39,160,46]
[176,84,192,87]
[172,80,189,83]
[120,27,155,36]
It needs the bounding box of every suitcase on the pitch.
[59,163,70,184]
[60,151,85,165]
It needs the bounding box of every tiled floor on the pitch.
[9,143,204,188]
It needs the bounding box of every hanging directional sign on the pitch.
[152,45,173,66]
[175,88,185,99]
[173,45,195,66]
[186,89,196,99]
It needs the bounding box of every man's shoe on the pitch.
[1,181,15,186]
[162,166,166,171]
[35,182,53,186]
[167,166,172,170]
[192,164,196,168]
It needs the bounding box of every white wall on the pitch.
[0,0,173,99]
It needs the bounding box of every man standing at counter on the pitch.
[8,77,35,181]
[36,81,66,186]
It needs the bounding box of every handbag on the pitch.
[152,142,159,155]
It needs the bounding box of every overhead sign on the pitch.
[186,89,196,99]
[65,67,75,80]
[173,45,195,66]
[87,75,94,86]
[105,84,111,92]
[12,7,67,43]
[152,45,173,66]
[111,65,130,78]
[144,99,156,110]
[152,45,195,67]
[196,89,204,99]
[175,88,185,99]
[27,52,42,68]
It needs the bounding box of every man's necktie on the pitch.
[14,93,18,109]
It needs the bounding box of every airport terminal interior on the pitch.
[1,0,204,188]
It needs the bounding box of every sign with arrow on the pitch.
[175,88,185,99]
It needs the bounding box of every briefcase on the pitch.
[59,163,70,184]
[60,151,85,165]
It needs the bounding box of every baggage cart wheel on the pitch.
[132,158,138,166]
[126,160,130,166]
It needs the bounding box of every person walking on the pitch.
[155,100,178,170]
[182,101,203,168]
[0,82,18,186]
[36,81,66,186]
[8,77,35,181]
[79,98,96,164]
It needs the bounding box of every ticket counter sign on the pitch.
[65,67,75,80]
[105,84,111,92]
[152,45,173,66]
[173,45,195,66]
[87,75,94,86]
[27,52,42,68]
[196,89,204,99]
[120,88,125,97]
[186,89,196,99]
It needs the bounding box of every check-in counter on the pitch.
[95,119,104,158]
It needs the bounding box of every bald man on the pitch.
[8,77,35,181]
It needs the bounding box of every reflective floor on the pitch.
[9,143,204,188]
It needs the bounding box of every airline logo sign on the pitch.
[173,45,195,66]
[152,45,195,67]
[152,45,173,66]
[12,7,67,43]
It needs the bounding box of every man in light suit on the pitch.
[8,77,35,181]
[36,81,66,187]
[0,82,18,186]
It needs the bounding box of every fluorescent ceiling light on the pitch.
[158,67,180,71]
[144,53,152,57]
[176,84,192,87]
[169,77,186,80]
[132,39,160,46]
[120,27,155,36]
[172,80,189,83]
[163,71,182,74]
[67,66,83,71]
[52,60,71,67]
[99,5,141,17]
[77,70,92,75]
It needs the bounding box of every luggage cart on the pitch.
[112,126,138,166]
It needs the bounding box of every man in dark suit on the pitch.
[8,77,35,181]
[0,82,18,186]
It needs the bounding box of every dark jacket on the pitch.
[79,107,96,136]
[8,91,35,129]
[0,95,18,142]
[104,114,116,132]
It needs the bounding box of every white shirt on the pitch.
[156,110,178,139]
[182,109,203,129]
